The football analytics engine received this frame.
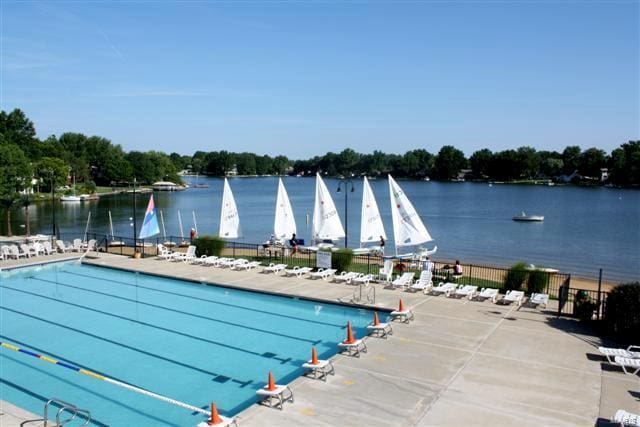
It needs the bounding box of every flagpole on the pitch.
[133,177,137,251]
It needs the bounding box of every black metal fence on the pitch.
[66,233,610,319]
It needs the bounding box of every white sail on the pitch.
[274,178,297,240]
[219,178,241,239]
[312,173,345,242]
[360,176,386,244]
[388,174,432,248]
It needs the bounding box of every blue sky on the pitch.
[1,1,638,158]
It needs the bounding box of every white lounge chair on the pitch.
[599,345,640,364]
[191,254,210,265]
[391,272,415,291]
[310,268,337,280]
[352,274,375,286]
[72,239,83,252]
[85,239,96,252]
[209,257,233,267]
[409,270,433,293]
[263,263,287,274]
[42,241,54,255]
[235,261,261,271]
[9,245,27,259]
[225,258,249,269]
[430,282,457,296]
[501,290,525,305]
[31,243,46,256]
[20,244,35,258]
[284,266,313,278]
[529,293,549,308]
[476,288,500,303]
[452,285,478,300]
[157,245,177,260]
[333,271,361,284]
[614,356,640,375]
[56,240,72,253]
[0,245,10,261]
[378,259,394,283]
[613,409,640,427]
[172,245,197,263]
[201,256,220,266]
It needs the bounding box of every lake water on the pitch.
[3,176,639,283]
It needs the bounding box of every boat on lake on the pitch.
[513,211,544,222]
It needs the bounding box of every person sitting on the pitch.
[453,260,463,276]
[379,236,385,255]
[289,233,299,255]
[423,257,435,272]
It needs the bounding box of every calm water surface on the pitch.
[3,177,639,282]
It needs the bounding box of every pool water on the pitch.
[0,262,377,426]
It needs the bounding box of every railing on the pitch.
[44,398,91,427]
[71,233,615,319]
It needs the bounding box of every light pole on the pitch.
[49,169,56,238]
[132,177,137,251]
[336,177,355,248]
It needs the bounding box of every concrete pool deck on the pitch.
[2,253,638,426]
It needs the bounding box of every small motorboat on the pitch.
[513,211,544,222]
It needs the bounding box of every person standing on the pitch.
[290,233,299,255]
[379,235,385,255]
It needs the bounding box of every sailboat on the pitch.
[388,175,436,257]
[219,178,241,239]
[60,174,81,202]
[311,173,345,248]
[107,211,125,247]
[274,178,297,243]
[191,173,210,188]
[177,210,188,247]
[159,210,176,247]
[353,176,386,255]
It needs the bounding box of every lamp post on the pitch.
[49,169,56,238]
[336,177,355,248]
[132,177,137,251]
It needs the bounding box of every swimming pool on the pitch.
[0,261,377,426]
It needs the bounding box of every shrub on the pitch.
[504,262,528,291]
[604,282,640,343]
[527,268,550,293]
[193,235,225,257]
[331,248,354,272]
[573,290,598,322]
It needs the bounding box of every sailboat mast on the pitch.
[83,211,91,243]
[160,210,167,239]
[178,210,185,240]
[192,211,198,235]
[109,211,115,238]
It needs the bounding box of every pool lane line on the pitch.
[59,269,348,328]
[0,340,213,418]
[0,306,252,386]
[1,354,180,427]
[29,277,322,345]
[0,377,109,427]
[0,286,306,365]
[0,333,138,387]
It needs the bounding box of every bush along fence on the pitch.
[81,233,616,320]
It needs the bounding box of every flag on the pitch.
[139,195,160,239]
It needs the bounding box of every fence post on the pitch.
[596,268,603,320]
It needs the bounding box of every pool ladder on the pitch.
[43,398,91,426]
[340,283,376,304]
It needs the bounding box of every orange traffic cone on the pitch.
[398,299,405,312]
[311,347,319,365]
[343,321,356,344]
[208,402,222,425]
[267,371,277,391]
[373,312,380,326]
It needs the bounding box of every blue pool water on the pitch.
[0,262,377,426]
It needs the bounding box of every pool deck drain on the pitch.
[2,253,638,426]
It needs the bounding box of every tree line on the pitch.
[1,107,639,233]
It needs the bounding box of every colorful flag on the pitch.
[139,195,160,239]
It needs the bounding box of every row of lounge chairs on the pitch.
[598,345,640,426]
[0,239,96,261]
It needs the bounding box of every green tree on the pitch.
[272,155,290,175]
[578,148,607,179]
[433,146,467,180]
[608,141,640,186]
[516,147,540,179]
[36,157,68,192]
[469,149,493,179]
[0,108,40,159]
[0,144,32,236]
[562,146,581,174]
